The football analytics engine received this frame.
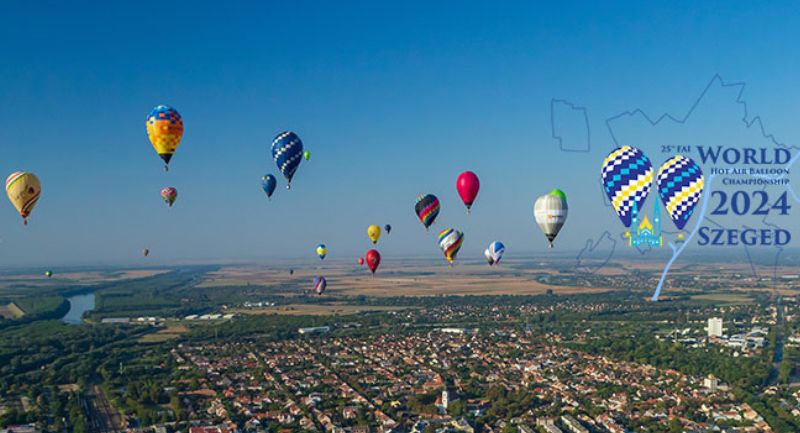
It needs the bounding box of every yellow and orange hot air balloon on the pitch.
[5,172,41,225]
[146,105,184,171]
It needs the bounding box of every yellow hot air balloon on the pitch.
[6,172,41,225]
[367,224,381,244]
[146,105,184,171]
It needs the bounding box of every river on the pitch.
[61,292,96,324]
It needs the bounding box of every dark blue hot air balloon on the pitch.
[271,131,304,189]
[261,174,277,199]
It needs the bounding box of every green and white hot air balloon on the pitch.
[534,189,568,248]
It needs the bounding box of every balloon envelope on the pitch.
[534,189,568,247]
[272,131,304,188]
[438,228,464,264]
[358,257,365,266]
[384,224,392,234]
[601,146,653,228]
[367,225,381,244]
[456,171,480,212]
[142,249,150,257]
[657,155,705,230]
[316,244,327,260]
[488,241,505,264]
[414,194,440,230]
[261,175,277,199]
[161,187,178,207]
[484,249,494,266]
[313,276,327,295]
[5,172,41,225]
[146,105,183,168]
[365,249,381,274]
[45,271,53,278]
[303,150,311,161]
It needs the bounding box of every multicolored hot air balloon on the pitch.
[161,187,178,207]
[313,276,327,295]
[534,189,568,248]
[657,155,705,230]
[601,146,653,227]
[414,194,440,230]
[365,249,381,274]
[6,172,41,225]
[487,241,505,265]
[44,271,53,278]
[456,171,480,213]
[303,150,311,161]
[316,244,327,260]
[484,248,494,266]
[272,131,304,189]
[146,105,184,171]
[384,224,392,234]
[367,225,381,244]
[261,174,277,199]
[438,228,464,265]
[142,248,150,257]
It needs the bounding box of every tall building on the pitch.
[707,317,723,338]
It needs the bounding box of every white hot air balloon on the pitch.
[534,189,568,248]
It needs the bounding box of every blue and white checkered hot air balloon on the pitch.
[601,146,654,228]
[271,131,304,189]
[656,155,704,230]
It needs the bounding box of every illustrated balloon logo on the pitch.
[438,228,464,265]
[313,276,327,295]
[365,249,381,274]
[5,172,41,225]
[146,105,184,171]
[656,155,705,230]
[316,244,327,260]
[261,175,277,200]
[161,187,178,207]
[272,131,304,189]
[367,224,382,244]
[601,146,653,228]
[534,189,568,248]
[414,194,440,230]
[456,171,480,214]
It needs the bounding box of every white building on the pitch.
[704,374,719,392]
[707,317,724,338]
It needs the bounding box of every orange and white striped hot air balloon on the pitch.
[6,172,41,225]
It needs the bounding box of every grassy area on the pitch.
[691,293,754,304]
[137,324,189,343]
[232,303,414,316]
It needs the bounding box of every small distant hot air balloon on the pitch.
[303,150,311,161]
[456,171,480,214]
[488,241,505,264]
[358,257,365,266]
[142,248,150,257]
[657,155,705,231]
[414,194,440,230]
[367,225,382,244]
[313,276,327,295]
[5,172,41,225]
[384,224,392,234]
[289,269,294,275]
[438,228,464,265]
[44,271,53,278]
[161,187,178,207]
[146,105,184,171]
[601,146,653,227]
[484,249,494,266]
[261,175,277,199]
[534,190,568,248]
[365,249,381,274]
[316,244,328,260]
[272,131,304,189]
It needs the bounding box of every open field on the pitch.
[138,324,189,343]
[233,304,415,316]
[0,302,25,319]
[690,293,755,304]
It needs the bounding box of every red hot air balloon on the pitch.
[358,257,365,266]
[365,249,381,274]
[456,171,480,213]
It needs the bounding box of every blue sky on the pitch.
[2,1,800,267]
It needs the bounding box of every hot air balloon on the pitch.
[303,150,311,161]
[534,189,568,248]
[161,187,178,207]
[316,244,327,260]
[384,224,392,234]
[5,172,41,225]
[367,225,381,244]
[657,155,705,230]
[289,269,294,275]
[484,249,494,266]
[261,175,277,199]
[358,257,365,266]
[601,146,653,227]
[488,241,505,264]
[365,249,381,274]
[414,194,440,230]
[438,228,464,265]
[271,131,304,189]
[142,248,150,257]
[313,276,327,295]
[44,271,53,278]
[456,171,480,213]
[146,105,184,171]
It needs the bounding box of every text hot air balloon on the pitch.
[365,249,381,274]
[6,172,41,225]
[534,189,568,248]
[438,228,464,265]
[488,241,505,264]
[657,155,705,230]
[456,171,480,213]
[146,105,184,171]
[161,187,178,207]
[415,194,440,230]
[313,276,327,295]
[601,146,653,228]
[367,224,382,244]
[261,175,277,199]
[272,131,304,189]
[316,244,328,260]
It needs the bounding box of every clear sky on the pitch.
[2,1,800,267]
